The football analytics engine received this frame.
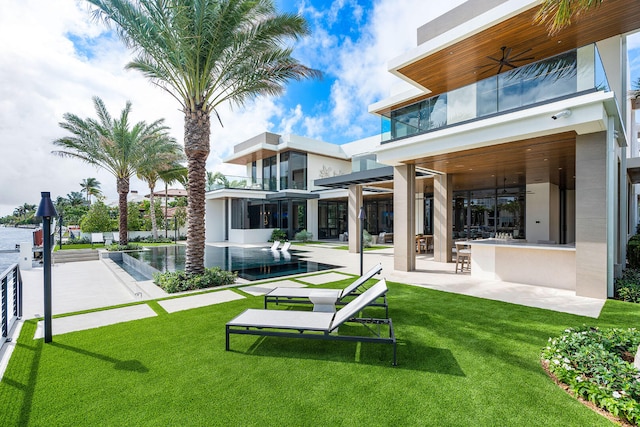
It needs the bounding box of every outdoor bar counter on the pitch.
[468,239,576,290]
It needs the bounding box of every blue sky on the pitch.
[0,0,638,216]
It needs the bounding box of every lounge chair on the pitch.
[226,279,396,365]
[263,240,280,251]
[264,263,385,315]
[91,233,104,248]
[280,241,291,252]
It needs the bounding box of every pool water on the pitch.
[123,245,341,281]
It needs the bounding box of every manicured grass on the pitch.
[2,280,639,425]
[54,243,104,251]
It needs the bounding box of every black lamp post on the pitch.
[36,191,57,343]
[58,213,63,250]
[358,206,366,276]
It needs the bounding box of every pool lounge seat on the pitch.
[280,241,291,252]
[264,263,385,314]
[91,233,104,248]
[263,241,280,251]
[226,279,396,365]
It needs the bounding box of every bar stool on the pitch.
[455,241,471,273]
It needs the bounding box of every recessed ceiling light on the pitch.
[558,167,562,170]
[544,158,548,161]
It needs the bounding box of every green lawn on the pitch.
[55,242,179,251]
[2,279,638,425]
[334,245,390,251]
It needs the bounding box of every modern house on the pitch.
[207,0,640,300]
[365,0,640,299]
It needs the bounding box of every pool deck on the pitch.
[1,241,605,379]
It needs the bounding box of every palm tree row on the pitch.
[87,0,320,275]
[53,96,184,245]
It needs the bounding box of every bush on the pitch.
[363,230,373,248]
[294,229,313,242]
[67,236,91,245]
[615,268,640,303]
[107,243,142,251]
[269,229,288,242]
[541,326,640,425]
[628,236,640,269]
[153,267,237,293]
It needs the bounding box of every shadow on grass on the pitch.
[49,342,148,373]
[231,335,464,375]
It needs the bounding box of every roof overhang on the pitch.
[314,166,432,189]
[371,0,640,115]
[628,157,640,184]
[265,192,319,200]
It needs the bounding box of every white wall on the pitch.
[205,199,225,242]
[307,153,351,190]
[526,182,560,243]
[228,228,273,244]
[307,199,319,240]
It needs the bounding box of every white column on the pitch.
[393,165,416,271]
[348,185,363,253]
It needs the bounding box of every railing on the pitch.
[381,44,610,143]
[1,263,23,348]
[206,176,266,191]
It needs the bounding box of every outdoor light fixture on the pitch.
[551,109,571,120]
[36,191,57,344]
[358,206,366,276]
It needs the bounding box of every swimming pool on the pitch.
[120,245,341,281]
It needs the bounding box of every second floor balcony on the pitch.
[381,44,610,143]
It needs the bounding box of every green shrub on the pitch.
[153,267,237,293]
[363,230,373,248]
[294,229,313,242]
[542,326,640,425]
[107,243,142,251]
[615,268,640,303]
[628,236,640,269]
[269,229,288,242]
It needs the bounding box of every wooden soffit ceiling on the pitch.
[412,132,577,191]
[396,0,640,103]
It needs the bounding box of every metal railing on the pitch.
[1,263,23,347]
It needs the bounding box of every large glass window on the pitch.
[452,188,525,240]
[318,200,347,239]
[262,156,277,191]
[251,161,257,184]
[280,151,307,190]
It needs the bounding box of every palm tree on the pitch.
[88,0,320,275]
[536,0,604,35]
[80,177,102,205]
[137,146,185,240]
[53,96,175,245]
[67,191,86,207]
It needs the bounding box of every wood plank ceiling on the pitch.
[382,0,640,113]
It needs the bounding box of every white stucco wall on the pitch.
[205,199,226,242]
[228,228,273,244]
[307,153,351,190]
[307,199,319,240]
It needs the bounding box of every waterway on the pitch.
[0,226,34,273]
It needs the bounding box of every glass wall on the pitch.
[452,188,525,240]
[280,151,307,190]
[318,200,347,239]
[231,198,307,238]
[364,198,394,235]
[382,44,609,142]
[262,156,277,191]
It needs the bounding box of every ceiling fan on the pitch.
[477,46,534,75]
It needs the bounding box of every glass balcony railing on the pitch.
[381,44,610,143]
[206,175,265,191]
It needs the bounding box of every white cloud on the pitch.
[0,0,288,216]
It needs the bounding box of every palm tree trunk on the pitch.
[165,182,168,239]
[149,184,158,240]
[184,107,210,275]
[117,177,129,245]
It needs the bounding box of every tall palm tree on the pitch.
[536,0,604,35]
[67,191,86,207]
[137,146,185,240]
[88,0,320,275]
[53,96,175,245]
[80,177,102,205]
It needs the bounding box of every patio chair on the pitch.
[226,279,396,365]
[263,240,280,251]
[91,233,104,248]
[280,241,291,252]
[264,263,385,315]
